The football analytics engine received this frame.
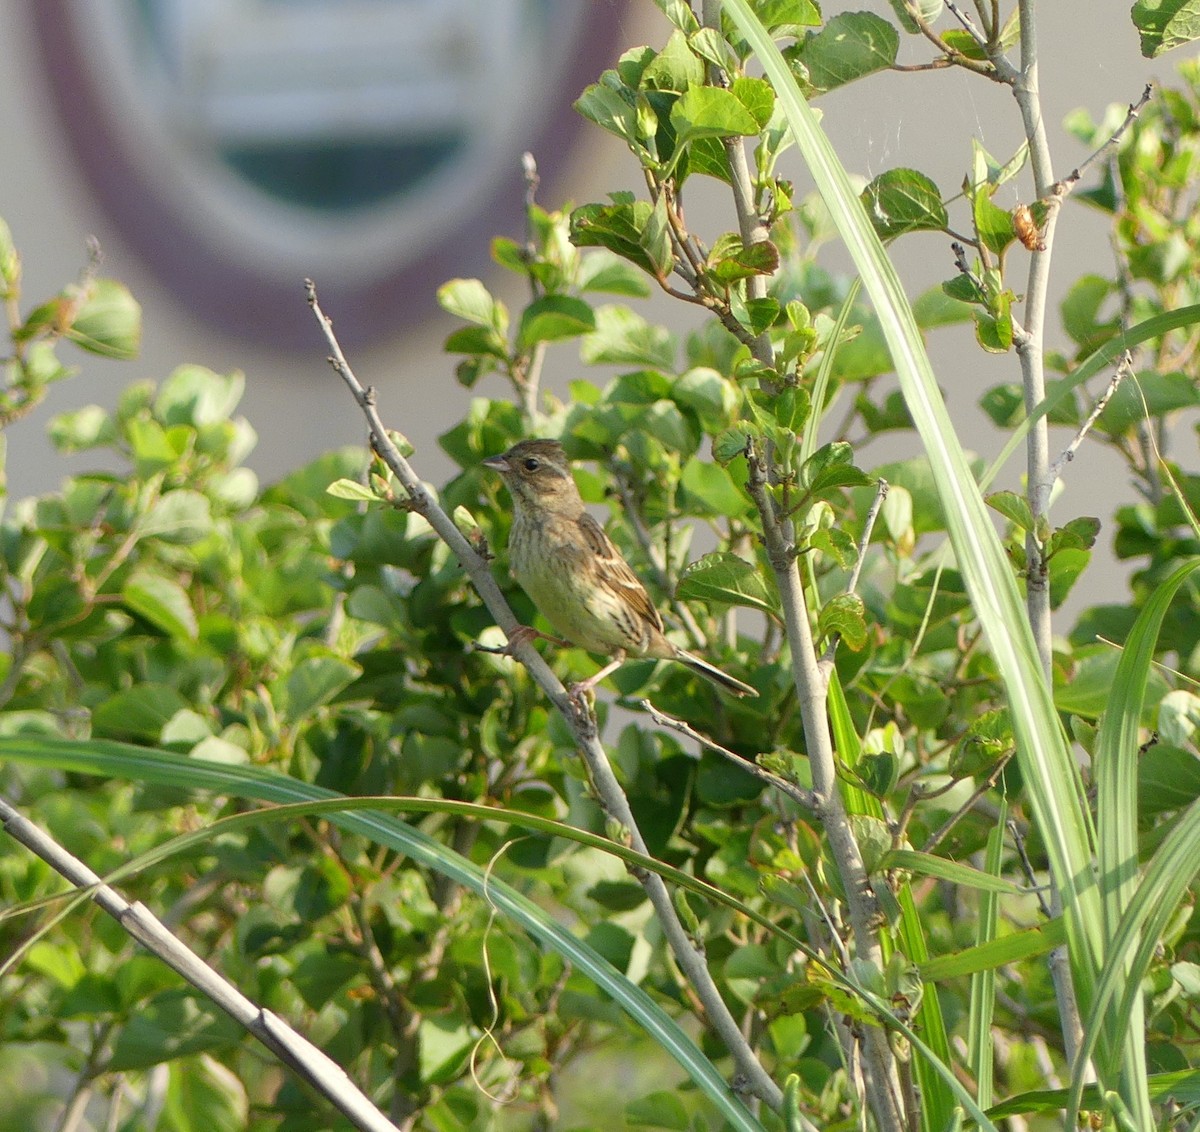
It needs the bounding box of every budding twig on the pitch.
[1046,352,1131,487]
[1059,84,1154,193]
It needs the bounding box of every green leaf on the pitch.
[913,284,974,328]
[731,75,775,128]
[92,685,190,741]
[48,405,116,453]
[974,303,1013,353]
[138,491,213,544]
[640,192,675,280]
[888,0,944,33]
[516,295,596,349]
[942,273,985,306]
[626,1090,690,1129]
[741,0,821,35]
[673,366,738,431]
[108,991,242,1071]
[986,490,1035,533]
[641,29,705,91]
[773,386,812,434]
[676,551,779,616]
[66,278,142,359]
[155,366,244,427]
[572,200,662,279]
[1139,744,1200,814]
[436,278,508,335]
[730,293,781,336]
[1045,516,1101,557]
[920,918,1066,981]
[941,8,1020,59]
[0,215,17,290]
[122,571,199,640]
[861,169,948,238]
[972,193,1016,256]
[326,478,379,502]
[126,417,181,475]
[882,850,1023,895]
[577,251,653,297]
[575,80,639,143]
[278,655,362,721]
[853,751,898,797]
[671,84,761,143]
[162,1056,248,1132]
[706,235,781,286]
[1061,274,1119,352]
[1132,0,1200,56]
[713,424,757,464]
[581,305,676,369]
[800,442,871,498]
[680,458,747,517]
[818,592,867,650]
[789,12,899,94]
[1055,649,1171,721]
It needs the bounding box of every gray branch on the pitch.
[0,795,402,1132]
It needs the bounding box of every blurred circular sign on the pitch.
[31,0,628,349]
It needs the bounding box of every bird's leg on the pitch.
[505,624,570,651]
[470,624,571,657]
[567,651,627,705]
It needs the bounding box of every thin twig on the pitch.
[641,700,817,810]
[943,1,989,50]
[0,794,403,1132]
[1046,352,1131,487]
[307,280,783,1113]
[1008,818,1052,919]
[1059,85,1154,192]
[920,754,1013,855]
[515,153,547,423]
[847,479,888,597]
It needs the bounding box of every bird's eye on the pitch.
[522,457,541,471]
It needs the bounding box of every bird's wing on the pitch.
[575,513,664,634]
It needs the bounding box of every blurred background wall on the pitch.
[0,0,1184,610]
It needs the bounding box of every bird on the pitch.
[483,438,757,699]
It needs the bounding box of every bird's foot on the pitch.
[477,625,569,657]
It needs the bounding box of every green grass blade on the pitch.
[968,802,1007,1110]
[1068,558,1200,1115]
[919,918,1066,982]
[1067,798,1200,1123]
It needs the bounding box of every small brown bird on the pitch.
[483,439,757,698]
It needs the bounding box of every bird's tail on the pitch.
[676,649,758,698]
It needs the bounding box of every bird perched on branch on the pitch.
[483,439,757,699]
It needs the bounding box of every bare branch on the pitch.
[0,794,403,1132]
[1059,84,1153,193]
[1047,352,1131,487]
[641,699,817,810]
[515,152,547,423]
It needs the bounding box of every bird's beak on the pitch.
[482,454,509,473]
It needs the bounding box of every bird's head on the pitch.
[483,439,582,512]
